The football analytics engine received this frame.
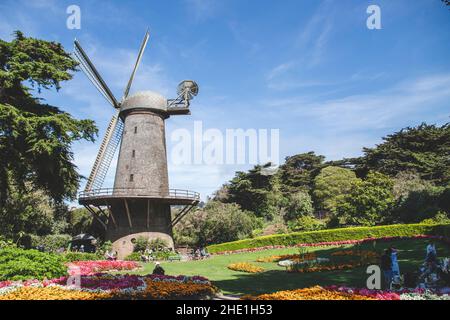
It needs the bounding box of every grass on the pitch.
[127,239,450,296]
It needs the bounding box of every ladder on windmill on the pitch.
[85,113,124,191]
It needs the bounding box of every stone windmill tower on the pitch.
[75,31,199,258]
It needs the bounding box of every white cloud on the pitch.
[264,73,450,161]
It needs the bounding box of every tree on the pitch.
[357,123,450,185]
[0,185,58,238]
[313,166,361,214]
[393,185,449,223]
[279,152,325,193]
[284,191,314,221]
[392,171,433,201]
[335,171,395,226]
[223,164,285,219]
[0,31,97,205]
[173,201,262,247]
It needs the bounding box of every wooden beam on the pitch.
[123,199,133,228]
[84,205,107,230]
[105,200,117,228]
[146,199,150,229]
[171,203,195,227]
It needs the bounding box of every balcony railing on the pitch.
[79,188,200,201]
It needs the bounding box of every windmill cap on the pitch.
[121,91,167,113]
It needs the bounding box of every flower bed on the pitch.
[242,286,450,300]
[325,286,450,300]
[242,286,375,300]
[0,273,217,300]
[256,252,316,263]
[285,249,379,273]
[67,260,140,275]
[228,262,264,273]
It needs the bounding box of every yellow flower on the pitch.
[228,262,264,273]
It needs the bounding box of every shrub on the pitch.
[174,201,262,247]
[148,238,169,251]
[335,171,395,226]
[284,191,314,221]
[124,252,141,261]
[206,223,450,254]
[63,252,101,262]
[394,185,449,223]
[0,247,67,281]
[29,234,71,252]
[288,215,326,232]
[133,236,149,253]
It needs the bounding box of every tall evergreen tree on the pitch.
[0,31,97,205]
[358,123,449,185]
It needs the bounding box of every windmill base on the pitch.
[79,193,199,260]
[106,200,174,259]
[110,232,174,260]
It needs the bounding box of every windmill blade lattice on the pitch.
[74,40,119,108]
[122,30,150,102]
[85,112,124,191]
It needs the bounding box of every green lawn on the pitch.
[128,239,450,296]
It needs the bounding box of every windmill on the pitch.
[76,30,200,258]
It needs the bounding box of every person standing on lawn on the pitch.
[391,247,400,278]
[381,248,393,290]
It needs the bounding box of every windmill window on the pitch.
[129,174,134,182]
[132,150,135,158]
[134,126,137,134]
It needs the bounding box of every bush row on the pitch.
[206,223,450,254]
[0,247,67,281]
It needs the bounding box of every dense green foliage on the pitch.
[283,191,313,220]
[0,31,97,205]
[174,201,262,247]
[279,152,325,192]
[207,223,450,253]
[334,171,395,226]
[0,247,67,280]
[30,234,71,251]
[355,123,450,185]
[313,166,360,214]
[220,165,284,219]
[124,252,141,261]
[393,185,450,223]
[287,215,326,232]
[63,252,100,262]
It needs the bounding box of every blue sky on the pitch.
[1,0,449,203]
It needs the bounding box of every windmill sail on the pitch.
[74,40,120,108]
[122,30,150,101]
[85,112,124,191]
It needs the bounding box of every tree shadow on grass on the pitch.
[213,268,369,296]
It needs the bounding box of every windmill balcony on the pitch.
[78,188,200,206]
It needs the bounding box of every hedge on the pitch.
[29,234,71,252]
[0,247,67,281]
[63,252,102,262]
[206,223,450,254]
